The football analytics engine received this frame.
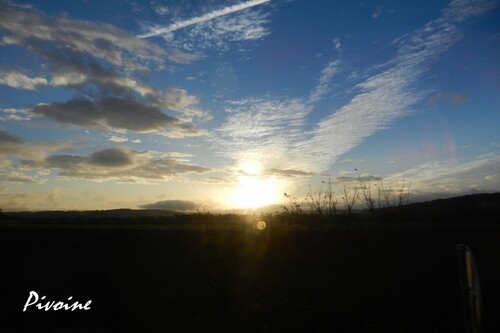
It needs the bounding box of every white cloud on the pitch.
[139,0,270,38]
[444,0,497,22]
[0,108,32,121]
[213,98,312,174]
[107,135,141,144]
[108,135,129,143]
[211,0,497,179]
[300,0,495,172]
[384,154,500,201]
[332,38,342,51]
[0,71,48,90]
[50,73,87,87]
[309,59,340,103]
[140,1,271,52]
[153,5,171,16]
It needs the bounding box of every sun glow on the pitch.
[231,175,279,209]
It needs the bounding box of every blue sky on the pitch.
[0,0,499,212]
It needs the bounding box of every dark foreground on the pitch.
[1,221,499,333]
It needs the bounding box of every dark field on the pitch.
[1,220,499,332]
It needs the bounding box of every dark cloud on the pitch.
[22,43,202,112]
[44,148,133,169]
[0,129,24,144]
[141,200,200,211]
[0,129,45,160]
[336,175,381,183]
[31,97,203,136]
[0,5,208,134]
[44,148,210,182]
[0,6,195,67]
[0,130,71,183]
[0,130,70,159]
[46,155,86,169]
[88,148,134,167]
[135,158,209,175]
[267,168,314,177]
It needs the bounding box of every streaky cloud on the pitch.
[138,0,271,38]
[301,0,497,172]
[336,175,381,183]
[384,153,500,201]
[211,0,497,179]
[213,98,311,173]
[267,168,315,177]
[309,59,341,103]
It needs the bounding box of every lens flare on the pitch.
[256,220,266,230]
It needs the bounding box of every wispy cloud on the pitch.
[332,38,342,52]
[266,168,315,177]
[384,153,500,201]
[309,59,341,103]
[372,6,384,19]
[213,98,311,174]
[0,108,32,122]
[139,0,271,38]
[139,1,272,53]
[300,0,496,171]
[211,0,496,179]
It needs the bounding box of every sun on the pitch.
[231,175,279,209]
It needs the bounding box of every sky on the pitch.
[0,0,499,212]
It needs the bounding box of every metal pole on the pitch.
[456,244,482,333]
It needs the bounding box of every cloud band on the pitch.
[138,0,270,38]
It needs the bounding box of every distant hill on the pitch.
[3,208,179,220]
[378,192,500,224]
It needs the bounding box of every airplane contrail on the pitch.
[138,0,271,38]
